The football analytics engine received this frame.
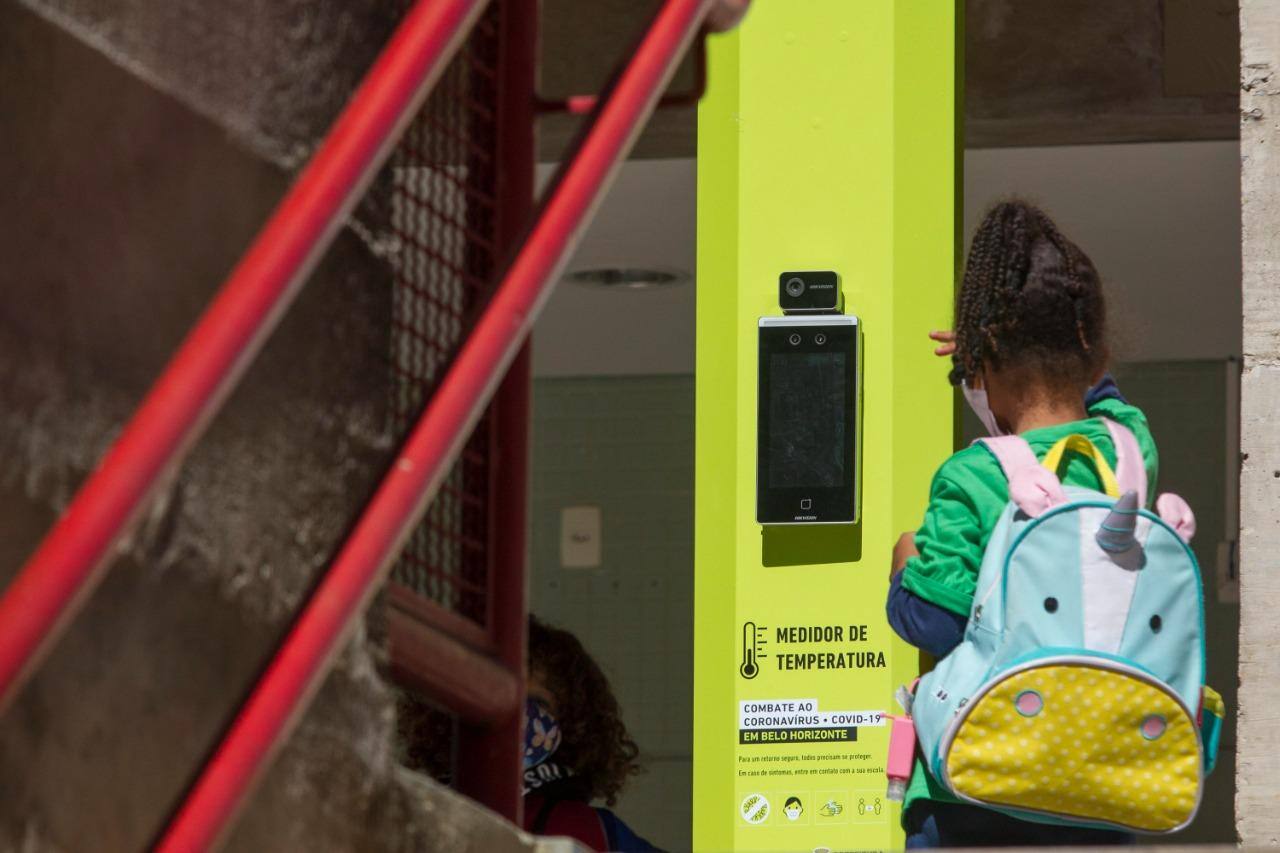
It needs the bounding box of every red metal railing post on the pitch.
[450,0,537,822]
[0,0,492,714]
[456,344,530,819]
[154,1,713,847]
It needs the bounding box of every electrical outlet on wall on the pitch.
[560,506,602,568]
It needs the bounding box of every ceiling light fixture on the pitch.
[564,266,690,291]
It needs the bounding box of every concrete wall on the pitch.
[11,0,400,168]
[0,2,536,850]
[1237,1,1280,845]
[964,0,1237,147]
[538,0,1240,160]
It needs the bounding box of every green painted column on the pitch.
[693,3,960,850]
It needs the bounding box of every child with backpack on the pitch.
[885,200,1223,848]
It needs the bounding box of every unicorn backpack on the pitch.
[905,421,1224,834]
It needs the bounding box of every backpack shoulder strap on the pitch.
[978,435,1069,517]
[976,435,1041,482]
[1102,419,1148,507]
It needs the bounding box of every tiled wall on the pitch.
[530,375,695,852]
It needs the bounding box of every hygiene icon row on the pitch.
[737,789,888,828]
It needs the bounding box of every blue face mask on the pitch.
[523,698,562,770]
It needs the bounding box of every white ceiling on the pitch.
[532,141,1241,377]
[533,159,696,377]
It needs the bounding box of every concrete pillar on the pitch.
[1239,1,1280,845]
[692,3,960,850]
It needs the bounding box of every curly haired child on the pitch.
[885,200,1155,848]
[522,616,660,852]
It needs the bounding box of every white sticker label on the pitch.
[739,698,886,730]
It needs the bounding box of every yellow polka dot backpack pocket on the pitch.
[906,423,1225,834]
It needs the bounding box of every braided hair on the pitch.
[950,200,1107,391]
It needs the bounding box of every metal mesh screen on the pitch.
[387,5,502,626]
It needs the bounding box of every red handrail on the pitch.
[0,0,491,712]
[153,0,713,847]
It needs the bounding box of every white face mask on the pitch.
[962,381,1006,437]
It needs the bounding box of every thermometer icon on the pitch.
[740,621,765,679]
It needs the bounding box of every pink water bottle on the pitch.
[886,714,916,802]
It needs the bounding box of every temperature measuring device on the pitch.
[756,315,861,525]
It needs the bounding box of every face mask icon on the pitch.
[783,797,803,821]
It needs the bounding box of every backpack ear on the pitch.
[1156,493,1196,544]
[1008,465,1067,518]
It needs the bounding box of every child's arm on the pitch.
[885,468,990,657]
[885,572,967,658]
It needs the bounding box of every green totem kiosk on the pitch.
[693,3,960,850]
